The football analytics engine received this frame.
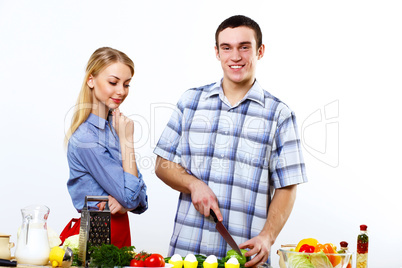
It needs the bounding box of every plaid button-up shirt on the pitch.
[154,80,307,259]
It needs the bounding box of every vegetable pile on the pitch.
[89,246,167,268]
[60,236,249,268]
[281,238,352,268]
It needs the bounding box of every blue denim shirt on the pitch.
[67,113,148,214]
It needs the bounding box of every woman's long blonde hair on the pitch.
[64,47,134,146]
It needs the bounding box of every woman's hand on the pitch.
[97,195,129,214]
[112,108,138,177]
[112,108,134,142]
[108,195,129,214]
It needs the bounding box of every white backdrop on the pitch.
[0,1,401,267]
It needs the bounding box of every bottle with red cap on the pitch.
[339,241,352,268]
[356,224,369,268]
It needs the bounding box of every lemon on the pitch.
[49,246,65,267]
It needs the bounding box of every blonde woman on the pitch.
[65,47,147,248]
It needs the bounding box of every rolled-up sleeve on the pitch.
[73,142,148,213]
[153,102,183,163]
[269,109,307,189]
[123,171,148,214]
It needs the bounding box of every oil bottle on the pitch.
[356,224,369,268]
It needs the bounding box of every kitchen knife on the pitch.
[210,209,242,255]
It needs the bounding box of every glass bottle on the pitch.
[339,241,352,268]
[356,224,369,268]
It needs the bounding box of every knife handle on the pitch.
[210,209,218,223]
[0,259,17,267]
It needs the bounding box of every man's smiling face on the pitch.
[215,26,264,88]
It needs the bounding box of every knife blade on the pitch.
[210,209,242,255]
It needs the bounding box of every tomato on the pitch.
[131,251,150,267]
[136,251,151,260]
[145,254,165,267]
[131,259,146,267]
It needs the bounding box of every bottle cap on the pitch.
[340,241,348,247]
[360,224,368,231]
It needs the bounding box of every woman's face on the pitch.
[88,62,132,115]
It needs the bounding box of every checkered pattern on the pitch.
[154,80,307,259]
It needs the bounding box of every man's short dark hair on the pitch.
[215,15,263,50]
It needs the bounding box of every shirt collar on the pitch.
[204,81,222,99]
[204,79,265,107]
[86,113,108,130]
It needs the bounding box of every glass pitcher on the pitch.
[15,205,50,265]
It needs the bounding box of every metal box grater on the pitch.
[78,196,111,266]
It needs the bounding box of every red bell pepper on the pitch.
[299,244,315,253]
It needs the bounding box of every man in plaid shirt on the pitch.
[154,15,307,267]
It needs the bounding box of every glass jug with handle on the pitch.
[15,205,50,265]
